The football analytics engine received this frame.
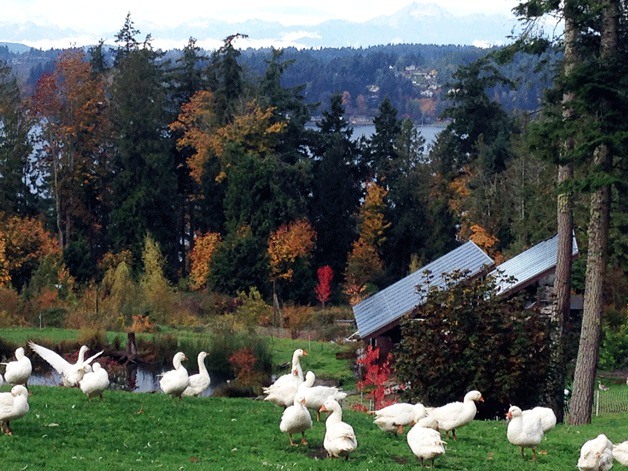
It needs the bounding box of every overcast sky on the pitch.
[3,0,522,49]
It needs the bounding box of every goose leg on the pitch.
[300,431,308,445]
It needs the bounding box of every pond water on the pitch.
[27,363,224,397]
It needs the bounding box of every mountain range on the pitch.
[0,2,521,51]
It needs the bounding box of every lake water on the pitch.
[350,123,444,148]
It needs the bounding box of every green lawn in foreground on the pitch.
[0,385,626,470]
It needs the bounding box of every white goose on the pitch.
[263,348,308,408]
[182,351,211,397]
[521,406,557,433]
[0,384,30,435]
[319,398,358,460]
[506,405,544,460]
[427,390,483,439]
[613,440,628,466]
[159,351,189,399]
[29,342,103,387]
[298,371,347,421]
[2,347,32,386]
[79,362,110,400]
[577,434,614,471]
[407,424,446,467]
[370,402,427,434]
[279,392,313,446]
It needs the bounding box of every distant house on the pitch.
[351,233,580,356]
[352,241,494,352]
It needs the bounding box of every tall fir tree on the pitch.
[309,95,364,285]
[109,21,178,275]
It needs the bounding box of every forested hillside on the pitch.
[1,40,551,123]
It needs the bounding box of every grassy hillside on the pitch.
[0,385,626,470]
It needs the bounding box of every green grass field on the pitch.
[0,385,626,470]
[1,328,626,470]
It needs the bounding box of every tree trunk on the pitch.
[545,0,578,424]
[568,146,611,425]
[546,164,573,423]
[568,0,617,426]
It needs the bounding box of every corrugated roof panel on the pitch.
[490,233,579,295]
[353,241,493,339]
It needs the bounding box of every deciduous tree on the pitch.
[189,231,222,291]
[315,265,333,308]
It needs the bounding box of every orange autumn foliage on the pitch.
[267,219,316,283]
[189,232,222,290]
[0,236,10,288]
[169,90,217,183]
[344,238,383,304]
[344,181,389,303]
[130,314,155,333]
[359,182,391,247]
[170,94,285,184]
[448,172,471,214]
[0,215,60,287]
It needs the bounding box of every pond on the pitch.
[27,362,225,397]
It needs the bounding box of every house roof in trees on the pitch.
[352,241,494,340]
[489,233,579,297]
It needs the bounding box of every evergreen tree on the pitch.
[366,97,402,182]
[109,24,178,276]
[309,95,363,284]
[0,61,37,216]
[509,0,627,424]
[209,33,248,125]
[259,48,314,166]
[442,56,514,175]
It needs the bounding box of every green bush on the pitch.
[395,270,551,418]
[598,321,628,371]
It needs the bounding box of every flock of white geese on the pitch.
[0,344,627,467]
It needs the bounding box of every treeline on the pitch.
[0,13,624,330]
[2,38,552,123]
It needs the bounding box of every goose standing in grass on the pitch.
[427,390,484,439]
[79,362,110,400]
[279,393,313,446]
[370,402,427,435]
[263,348,307,408]
[182,351,210,397]
[319,398,357,460]
[159,352,189,399]
[298,371,347,421]
[406,424,446,467]
[2,347,32,386]
[29,342,103,387]
[506,405,544,461]
[577,434,614,471]
[0,384,29,435]
[522,406,556,433]
[613,440,628,466]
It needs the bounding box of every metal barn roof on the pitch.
[489,233,579,296]
[352,241,494,340]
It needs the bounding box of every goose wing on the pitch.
[82,350,104,367]
[29,341,71,374]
